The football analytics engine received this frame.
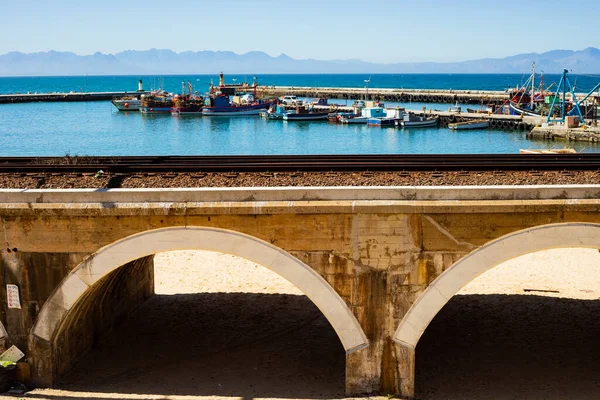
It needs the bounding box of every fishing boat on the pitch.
[466,105,493,114]
[367,107,406,127]
[508,62,553,117]
[202,94,271,116]
[335,104,366,123]
[111,80,146,111]
[111,97,141,111]
[283,105,329,121]
[260,105,287,120]
[339,115,368,124]
[508,100,544,117]
[448,120,490,130]
[397,114,439,128]
[140,92,173,114]
[171,94,204,115]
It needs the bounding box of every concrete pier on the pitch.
[0,87,510,105]
[528,124,600,142]
[259,86,510,104]
[0,91,149,104]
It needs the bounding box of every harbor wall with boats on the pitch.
[3,71,599,145]
[109,70,599,138]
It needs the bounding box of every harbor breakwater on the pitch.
[0,91,149,104]
[0,87,509,104]
[260,86,510,104]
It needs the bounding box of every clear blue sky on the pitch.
[3,0,599,63]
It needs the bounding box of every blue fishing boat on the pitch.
[202,94,271,116]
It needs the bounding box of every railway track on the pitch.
[0,154,597,173]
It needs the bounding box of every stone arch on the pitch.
[395,222,600,349]
[33,226,368,353]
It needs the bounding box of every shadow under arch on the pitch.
[32,226,368,354]
[0,323,7,342]
[394,222,600,349]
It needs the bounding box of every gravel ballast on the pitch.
[0,170,598,189]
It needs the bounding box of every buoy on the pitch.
[124,102,129,108]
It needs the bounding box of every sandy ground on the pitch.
[21,248,600,400]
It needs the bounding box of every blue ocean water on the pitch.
[2,73,600,94]
[0,74,598,156]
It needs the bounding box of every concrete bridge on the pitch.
[1,185,600,397]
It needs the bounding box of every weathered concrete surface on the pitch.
[529,124,600,142]
[30,256,154,385]
[0,186,599,398]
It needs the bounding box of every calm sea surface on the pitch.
[0,74,598,156]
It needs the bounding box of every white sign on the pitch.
[6,284,21,309]
[0,345,24,362]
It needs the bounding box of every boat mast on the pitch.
[531,62,535,109]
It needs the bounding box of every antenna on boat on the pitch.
[253,76,258,99]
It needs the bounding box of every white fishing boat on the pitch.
[448,120,490,130]
[111,98,141,111]
[340,106,383,124]
[339,116,368,124]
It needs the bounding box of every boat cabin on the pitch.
[385,107,406,119]
[206,94,230,107]
[362,107,386,118]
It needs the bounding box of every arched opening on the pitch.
[30,227,367,397]
[395,223,600,398]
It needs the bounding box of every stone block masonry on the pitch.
[0,186,598,398]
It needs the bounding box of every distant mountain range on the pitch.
[1,48,600,76]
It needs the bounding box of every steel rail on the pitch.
[0,154,597,173]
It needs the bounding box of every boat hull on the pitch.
[140,107,172,114]
[368,118,398,127]
[283,112,329,121]
[509,101,541,117]
[171,106,203,115]
[111,99,141,111]
[260,111,285,120]
[448,121,490,130]
[340,117,368,124]
[203,103,270,116]
[398,118,439,128]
